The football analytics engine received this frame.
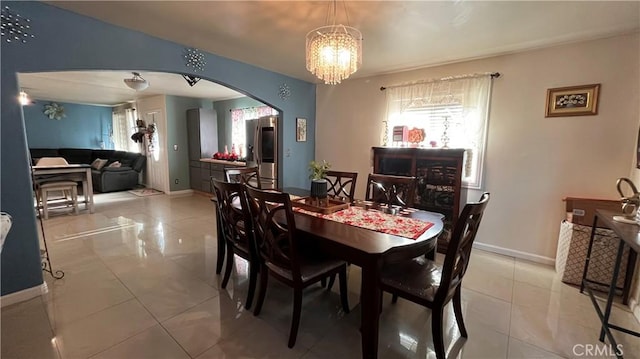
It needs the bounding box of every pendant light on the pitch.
[124,72,149,91]
[305,0,362,85]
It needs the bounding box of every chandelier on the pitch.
[305,1,362,85]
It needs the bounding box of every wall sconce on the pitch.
[18,90,32,106]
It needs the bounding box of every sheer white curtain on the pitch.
[384,74,493,188]
[112,108,139,153]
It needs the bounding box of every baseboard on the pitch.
[0,282,48,308]
[167,189,194,196]
[473,241,556,266]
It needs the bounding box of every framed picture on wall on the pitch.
[296,118,307,142]
[545,83,600,117]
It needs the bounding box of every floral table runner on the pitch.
[294,206,434,240]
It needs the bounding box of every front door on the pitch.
[143,109,168,193]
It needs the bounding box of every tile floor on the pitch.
[2,191,640,359]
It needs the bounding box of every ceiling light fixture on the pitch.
[305,0,362,85]
[124,72,149,91]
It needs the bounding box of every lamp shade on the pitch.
[124,72,149,91]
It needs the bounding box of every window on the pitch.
[384,75,493,188]
[112,108,140,153]
[231,106,277,155]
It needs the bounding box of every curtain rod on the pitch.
[380,72,500,91]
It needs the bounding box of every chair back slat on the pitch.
[366,173,416,207]
[211,180,255,254]
[225,167,262,189]
[437,192,490,301]
[325,170,358,202]
[245,187,301,280]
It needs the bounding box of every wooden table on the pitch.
[583,210,640,358]
[32,164,94,214]
[283,189,444,358]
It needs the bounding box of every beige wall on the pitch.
[316,33,639,262]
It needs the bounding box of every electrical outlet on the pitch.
[173,144,178,151]
[174,179,179,184]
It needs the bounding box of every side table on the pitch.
[581,209,640,358]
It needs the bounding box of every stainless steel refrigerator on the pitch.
[245,115,278,189]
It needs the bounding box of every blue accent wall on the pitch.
[0,1,316,297]
[24,101,113,149]
[165,96,209,192]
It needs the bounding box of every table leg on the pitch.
[599,239,625,343]
[85,168,94,213]
[360,258,381,359]
[622,250,637,305]
[214,205,225,274]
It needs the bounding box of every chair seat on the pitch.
[38,180,78,189]
[380,256,443,302]
[267,254,346,283]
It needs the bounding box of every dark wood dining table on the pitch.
[283,188,444,358]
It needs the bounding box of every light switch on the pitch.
[173,144,178,151]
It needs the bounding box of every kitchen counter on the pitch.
[200,158,246,166]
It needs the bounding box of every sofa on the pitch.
[30,148,146,193]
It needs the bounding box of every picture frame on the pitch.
[296,117,307,142]
[545,83,600,117]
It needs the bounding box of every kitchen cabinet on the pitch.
[191,159,247,194]
[372,147,466,254]
[187,108,218,192]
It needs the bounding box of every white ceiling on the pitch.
[22,1,640,106]
[18,71,244,107]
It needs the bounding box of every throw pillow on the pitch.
[108,161,122,168]
[91,158,108,170]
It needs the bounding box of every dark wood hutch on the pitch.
[372,147,466,253]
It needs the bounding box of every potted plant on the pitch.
[308,160,330,200]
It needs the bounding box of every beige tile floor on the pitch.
[2,191,640,359]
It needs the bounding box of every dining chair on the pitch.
[211,180,259,310]
[33,157,80,219]
[325,170,358,202]
[379,192,490,359]
[366,173,416,207]
[244,186,350,348]
[224,166,262,189]
[321,170,358,289]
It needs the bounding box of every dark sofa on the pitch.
[30,148,146,193]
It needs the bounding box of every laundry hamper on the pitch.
[555,220,630,294]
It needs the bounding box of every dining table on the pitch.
[32,164,95,214]
[282,188,444,358]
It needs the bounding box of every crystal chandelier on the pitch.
[305,1,362,85]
